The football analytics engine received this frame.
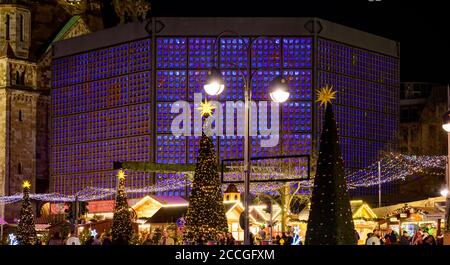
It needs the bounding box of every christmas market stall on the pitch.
[372,197,446,238]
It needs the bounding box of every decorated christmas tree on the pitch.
[111,170,133,244]
[305,86,357,245]
[185,100,228,243]
[16,180,37,245]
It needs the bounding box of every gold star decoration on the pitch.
[22,180,31,189]
[117,170,126,180]
[316,85,337,107]
[196,98,216,117]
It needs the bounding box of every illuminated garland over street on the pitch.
[0,153,445,204]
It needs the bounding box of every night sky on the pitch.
[149,0,449,84]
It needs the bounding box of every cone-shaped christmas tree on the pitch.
[111,170,133,244]
[185,100,228,243]
[17,180,37,245]
[305,85,356,245]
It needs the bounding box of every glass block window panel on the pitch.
[108,107,129,139]
[283,70,312,100]
[129,72,151,104]
[88,80,108,111]
[219,136,244,160]
[109,44,129,76]
[251,38,281,69]
[156,135,186,164]
[68,53,89,85]
[129,104,150,136]
[155,173,187,196]
[188,37,215,68]
[251,135,281,157]
[156,70,187,101]
[251,70,281,100]
[157,102,190,134]
[219,38,250,69]
[89,48,109,80]
[108,76,128,107]
[129,39,151,72]
[282,101,312,132]
[220,70,246,101]
[188,70,209,101]
[157,38,187,68]
[283,38,312,68]
[282,133,312,155]
[129,135,151,161]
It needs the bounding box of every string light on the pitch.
[0,153,445,204]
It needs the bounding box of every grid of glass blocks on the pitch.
[283,38,313,68]
[129,39,151,72]
[317,38,400,87]
[155,173,187,197]
[156,70,187,101]
[52,35,398,197]
[156,135,186,164]
[157,38,187,68]
[219,38,250,69]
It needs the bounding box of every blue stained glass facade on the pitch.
[51,35,399,197]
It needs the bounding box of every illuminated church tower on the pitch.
[0,0,41,220]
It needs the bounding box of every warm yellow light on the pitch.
[316,85,337,107]
[442,124,450,133]
[196,99,216,117]
[117,170,126,180]
[22,180,31,189]
[270,89,290,103]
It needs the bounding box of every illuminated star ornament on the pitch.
[22,180,31,189]
[196,98,216,117]
[316,85,337,108]
[117,170,126,180]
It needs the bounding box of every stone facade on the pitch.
[0,1,93,222]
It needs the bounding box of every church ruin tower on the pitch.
[0,0,46,221]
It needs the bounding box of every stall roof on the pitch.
[145,206,188,224]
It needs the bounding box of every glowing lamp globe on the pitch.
[269,77,290,103]
[442,111,450,132]
[441,188,449,197]
[204,68,225,96]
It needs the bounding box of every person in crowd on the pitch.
[365,233,373,245]
[286,231,293,245]
[66,231,81,245]
[411,231,423,245]
[422,230,436,245]
[259,227,266,241]
[226,232,235,245]
[366,229,381,245]
[48,232,64,245]
[92,234,102,245]
[159,230,175,245]
[400,231,410,245]
[354,229,360,243]
[102,233,112,245]
[85,235,94,245]
[217,232,226,245]
[143,233,153,245]
[274,235,281,245]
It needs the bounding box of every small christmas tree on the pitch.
[305,86,356,245]
[111,170,133,244]
[185,100,228,243]
[16,180,37,245]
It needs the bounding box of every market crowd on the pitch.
[365,228,441,245]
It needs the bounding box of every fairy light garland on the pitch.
[0,153,445,204]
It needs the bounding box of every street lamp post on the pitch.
[204,31,290,245]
